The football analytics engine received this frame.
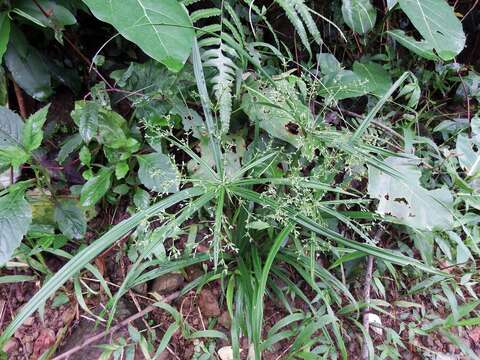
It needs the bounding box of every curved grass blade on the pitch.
[0,186,206,346]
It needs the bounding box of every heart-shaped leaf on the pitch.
[83,0,194,72]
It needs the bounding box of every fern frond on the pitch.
[273,0,326,54]
[275,0,311,54]
[182,0,202,6]
[291,0,322,45]
[190,8,222,23]
[201,44,238,134]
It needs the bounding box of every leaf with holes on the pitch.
[243,78,309,148]
[83,0,194,72]
[368,156,454,231]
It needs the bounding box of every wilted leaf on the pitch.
[368,156,454,231]
[0,187,32,265]
[137,153,179,193]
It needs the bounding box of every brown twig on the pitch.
[51,291,181,360]
[12,81,27,119]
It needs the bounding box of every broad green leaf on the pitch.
[0,106,23,147]
[0,12,10,60]
[54,199,87,240]
[96,110,129,149]
[319,61,391,100]
[352,61,392,97]
[79,146,91,166]
[368,156,454,231]
[0,187,32,265]
[12,0,76,29]
[396,0,465,60]
[341,0,377,34]
[71,101,100,143]
[456,72,480,101]
[56,134,83,164]
[22,104,50,152]
[243,78,309,147]
[115,162,129,180]
[456,133,480,177]
[80,167,113,206]
[4,28,52,100]
[138,153,179,193]
[387,30,438,60]
[317,53,341,75]
[0,146,29,169]
[133,188,150,210]
[83,0,194,72]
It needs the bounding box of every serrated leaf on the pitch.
[83,0,194,72]
[368,156,454,231]
[341,0,377,34]
[396,0,465,60]
[71,101,99,143]
[0,188,32,265]
[137,153,179,193]
[54,199,86,240]
[79,146,91,166]
[0,106,23,148]
[22,104,50,152]
[80,167,113,207]
[57,134,83,164]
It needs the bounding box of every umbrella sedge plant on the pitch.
[0,39,449,360]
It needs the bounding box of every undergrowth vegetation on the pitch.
[0,0,479,359]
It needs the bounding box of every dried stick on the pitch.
[51,291,180,360]
[13,81,27,119]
